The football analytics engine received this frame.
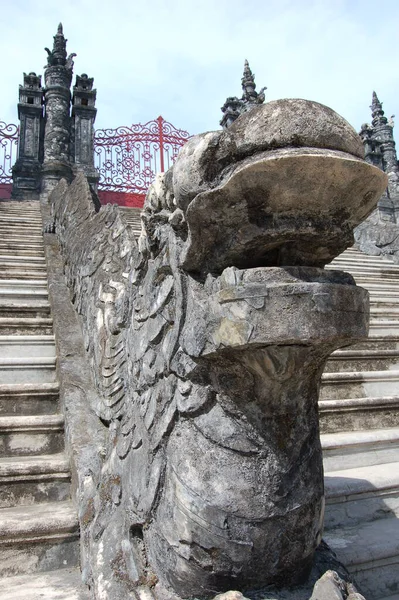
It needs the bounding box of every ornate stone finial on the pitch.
[220,59,267,129]
[22,72,42,90]
[241,59,256,98]
[371,90,387,127]
[44,23,69,67]
[74,73,94,92]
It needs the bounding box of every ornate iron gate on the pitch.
[0,116,190,204]
[94,116,191,206]
[0,121,19,198]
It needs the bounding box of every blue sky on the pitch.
[1,0,398,137]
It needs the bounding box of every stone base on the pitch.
[11,160,42,200]
[40,161,73,201]
[153,541,363,600]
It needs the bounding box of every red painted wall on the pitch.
[0,184,12,200]
[97,190,145,208]
[0,184,146,209]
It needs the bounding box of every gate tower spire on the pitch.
[220,59,266,129]
[41,23,76,196]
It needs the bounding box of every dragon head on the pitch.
[151,99,387,276]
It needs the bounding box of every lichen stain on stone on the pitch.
[213,318,253,348]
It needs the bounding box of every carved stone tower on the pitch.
[71,74,99,189]
[11,72,44,199]
[220,60,266,129]
[11,23,99,200]
[360,92,399,222]
[41,23,75,196]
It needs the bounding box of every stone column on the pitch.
[11,72,44,200]
[361,93,399,223]
[41,24,75,198]
[71,74,99,190]
[371,92,398,176]
[220,60,266,129]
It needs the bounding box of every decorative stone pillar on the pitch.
[11,72,44,200]
[71,73,99,190]
[41,23,75,197]
[220,60,266,129]
[360,92,399,223]
[371,92,398,176]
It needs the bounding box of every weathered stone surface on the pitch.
[309,570,346,600]
[49,98,384,600]
[172,100,386,274]
[355,208,399,260]
[11,24,98,200]
[11,73,44,200]
[355,92,399,258]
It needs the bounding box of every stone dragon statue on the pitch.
[50,99,387,600]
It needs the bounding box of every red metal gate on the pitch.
[0,116,191,205]
[94,115,191,207]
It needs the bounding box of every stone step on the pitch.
[0,280,48,294]
[322,427,399,472]
[364,291,399,300]
[0,454,70,508]
[331,257,396,267]
[0,213,41,217]
[0,383,59,416]
[0,239,44,246]
[349,336,399,352]
[0,262,47,272]
[0,227,43,233]
[0,357,56,384]
[0,336,55,359]
[0,317,53,335]
[0,414,64,457]
[356,277,399,286]
[344,270,399,280]
[0,255,46,264]
[0,567,89,599]
[326,348,399,373]
[331,263,399,272]
[0,245,45,253]
[323,516,399,599]
[0,236,44,244]
[0,228,43,235]
[0,270,47,281]
[370,307,399,316]
[324,461,399,530]
[319,396,399,433]
[320,370,399,400]
[369,323,399,338]
[0,210,41,218]
[0,248,45,257]
[0,501,79,577]
[0,292,49,304]
[369,297,399,305]
[0,301,51,319]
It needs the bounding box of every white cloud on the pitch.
[1,0,398,137]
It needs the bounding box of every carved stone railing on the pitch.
[49,98,386,600]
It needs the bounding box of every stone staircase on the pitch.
[322,248,399,600]
[0,201,88,599]
[1,200,398,599]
